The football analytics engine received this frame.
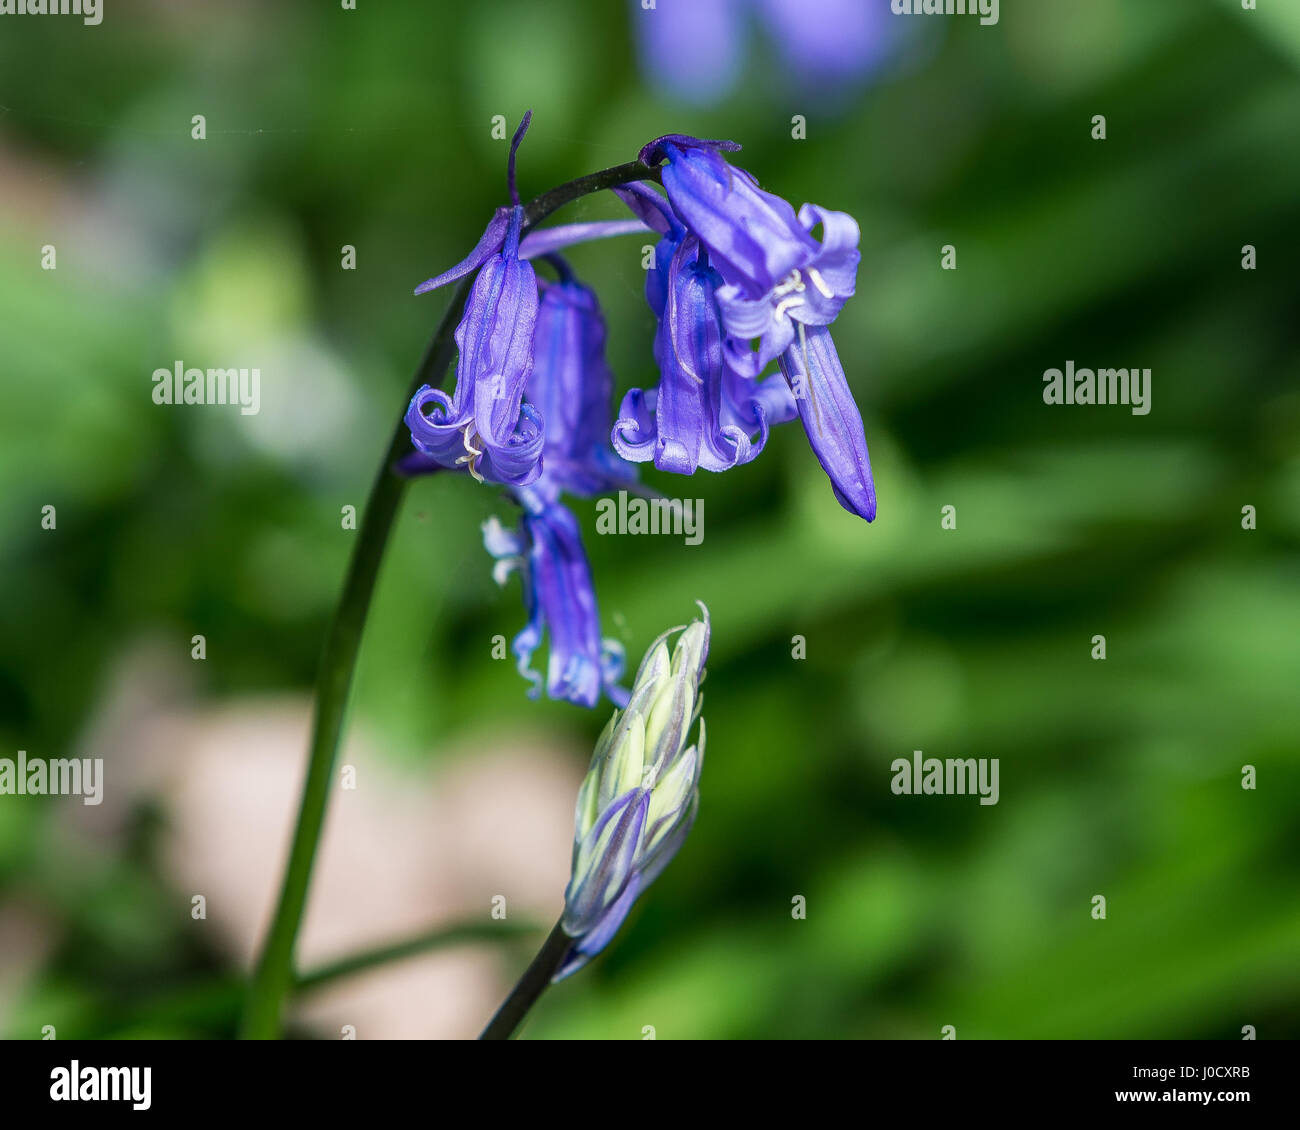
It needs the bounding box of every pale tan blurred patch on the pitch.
[71,639,582,1039]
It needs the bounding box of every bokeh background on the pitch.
[1,0,1298,1039]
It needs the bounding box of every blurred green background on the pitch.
[1,0,1298,1039]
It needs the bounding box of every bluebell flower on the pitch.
[467,261,636,710]
[405,206,545,488]
[714,203,860,378]
[402,109,647,490]
[476,260,637,709]
[755,0,898,95]
[403,207,644,712]
[610,181,797,475]
[613,234,794,473]
[527,260,638,502]
[399,112,643,709]
[557,605,709,980]
[484,492,627,710]
[639,136,876,521]
[632,0,896,107]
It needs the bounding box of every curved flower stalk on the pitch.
[250,113,887,1040]
[242,132,673,1039]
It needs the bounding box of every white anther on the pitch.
[457,426,485,482]
[805,267,834,299]
[772,269,806,298]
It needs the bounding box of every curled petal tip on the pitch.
[414,207,512,295]
[638,134,742,168]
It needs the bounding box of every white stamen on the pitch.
[806,267,834,299]
[457,426,485,483]
[772,269,806,299]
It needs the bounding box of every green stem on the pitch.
[479,919,572,1040]
[522,160,658,227]
[295,920,538,994]
[238,280,469,1039]
[238,156,660,1040]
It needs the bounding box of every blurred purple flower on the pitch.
[632,0,745,106]
[632,0,894,106]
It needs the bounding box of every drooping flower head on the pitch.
[400,117,877,715]
[557,604,709,980]
[527,258,638,503]
[401,112,644,489]
[611,181,797,476]
[634,135,876,521]
[484,492,627,710]
[401,114,646,709]
[405,204,545,488]
[474,256,637,710]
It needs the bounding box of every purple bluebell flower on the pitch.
[631,0,895,107]
[484,494,627,710]
[527,260,638,502]
[632,0,744,107]
[646,137,811,297]
[405,206,545,487]
[557,606,709,980]
[754,0,897,94]
[639,136,876,521]
[613,234,793,474]
[468,256,635,710]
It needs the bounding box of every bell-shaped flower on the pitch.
[613,235,793,474]
[527,261,638,503]
[639,135,874,521]
[484,491,627,710]
[404,206,545,488]
[556,605,710,980]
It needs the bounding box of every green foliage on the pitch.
[0,0,1296,1039]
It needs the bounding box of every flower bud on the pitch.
[556,604,710,980]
